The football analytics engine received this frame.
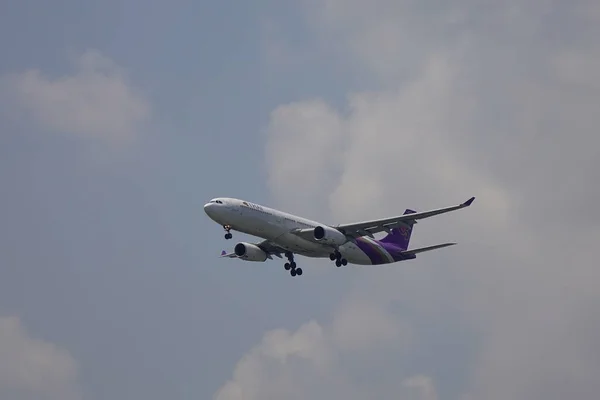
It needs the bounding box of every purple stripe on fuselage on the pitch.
[355,238,416,264]
[354,238,417,265]
[379,241,415,262]
[355,238,386,264]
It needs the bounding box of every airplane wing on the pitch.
[336,196,475,239]
[220,239,287,259]
[400,242,456,256]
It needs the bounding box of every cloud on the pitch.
[214,300,423,400]
[1,50,150,146]
[0,316,81,400]
[218,1,600,399]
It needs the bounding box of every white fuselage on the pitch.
[203,197,373,265]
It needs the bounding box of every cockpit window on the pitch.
[216,200,223,204]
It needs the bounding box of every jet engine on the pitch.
[313,226,347,246]
[234,242,268,262]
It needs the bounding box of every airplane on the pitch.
[203,196,475,277]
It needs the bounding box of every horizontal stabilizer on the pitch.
[400,242,456,256]
[220,250,238,258]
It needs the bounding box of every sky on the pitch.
[0,0,599,399]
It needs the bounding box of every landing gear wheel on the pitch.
[332,250,344,267]
[223,225,232,239]
[285,252,299,276]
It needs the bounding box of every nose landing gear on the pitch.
[223,225,232,240]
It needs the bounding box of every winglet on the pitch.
[462,196,475,207]
[220,250,227,256]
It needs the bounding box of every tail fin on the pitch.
[379,209,416,250]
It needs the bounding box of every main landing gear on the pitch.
[329,250,348,267]
[223,225,232,240]
[284,251,303,277]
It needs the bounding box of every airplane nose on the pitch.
[203,203,213,214]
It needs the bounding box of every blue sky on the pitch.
[2,1,600,399]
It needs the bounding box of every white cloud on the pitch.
[214,300,420,400]
[0,316,81,400]
[219,1,600,399]
[1,50,150,146]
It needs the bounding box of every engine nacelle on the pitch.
[313,226,347,246]
[234,242,268,262]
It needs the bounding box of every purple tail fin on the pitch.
[379,209,416,250]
